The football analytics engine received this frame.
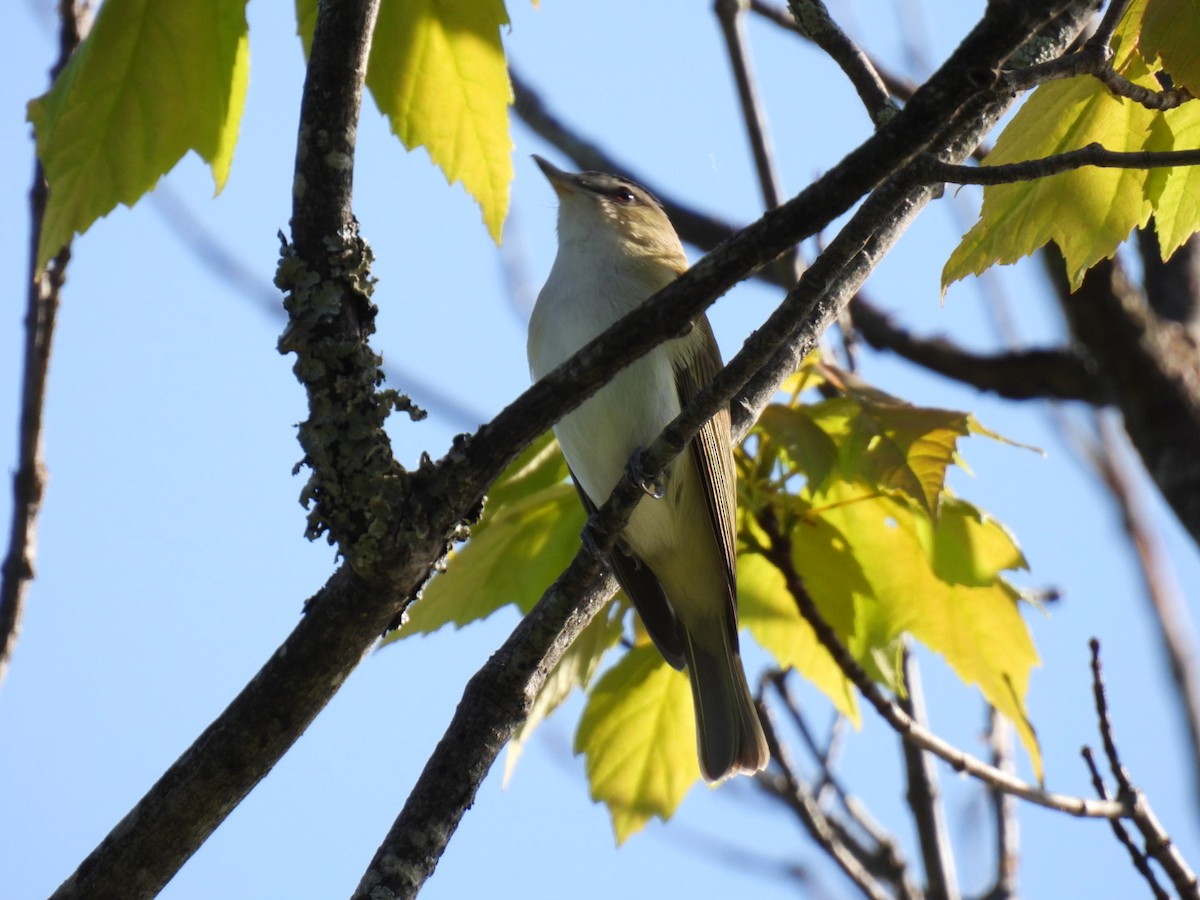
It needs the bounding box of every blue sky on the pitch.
[4,2,1199,898]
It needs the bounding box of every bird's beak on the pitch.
[532,154,577,197]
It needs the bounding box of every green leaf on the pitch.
[575,646,699,843]
[504,603,625,785]
[1152,101,1200,259]
[28,0,249,271]
[761,395,974,515]
[817,483,1042,778]
[1141,0,1200,96]
[738,511,859,722]
[367,0,513,242]
[395,483,585,635]
[943,65,1159,292]
[482,431,570,520]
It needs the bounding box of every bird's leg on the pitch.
[627,447,666,499]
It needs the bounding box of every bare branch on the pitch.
[714,0,804,280]
[984,710,1021,900]
[757,702,898,900]
[1080,746,1169,900]
[900,646,961,900]
[1086,639,1199,898]
[848,295,1103,403]
[786,0,898,124]
[750,0,917,105]
[1088,417,1200,814]
[753,505,1125,820]
[922,144,1200,187]
[1,0,89,689]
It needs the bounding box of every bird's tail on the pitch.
[682,622,770,783]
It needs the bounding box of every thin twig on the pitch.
[899,645,960,900]
[1,0,88,689]
[714,0,804,281]
[1089,416,1200,814]
[1088,639,1200,898]
[750,0,916,105]
[756,701,896,900]
[984,709,1020,900]
[1081,746,1168,900]
[753,506,1124,820]
[765,674,917,892]
[786,0,898,125]
[922,144,1200,187]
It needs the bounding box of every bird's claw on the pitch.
[628,448,666,499]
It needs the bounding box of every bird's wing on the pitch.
[673,316,740,628]
[567,470,686,670]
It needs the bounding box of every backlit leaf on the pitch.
[367,0,513,242]
[28,0,249,270]
[943,64,1159,291]
[575,646,699,843]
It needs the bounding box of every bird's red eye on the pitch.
[611,188,636,204]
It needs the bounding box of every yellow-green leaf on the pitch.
[738,512,859,722]
[943,67,1159,292]
[818,484,1042,778]
[483,431,570,519]
[367,0,513,242]
[28,0,249,271]
[1141,0,1200,96]
[575,646,699,843]
[1153,101,1200,259]
[395,483,584,636]
[504,602,625,785]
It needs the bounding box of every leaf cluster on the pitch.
[391,360,1040,841]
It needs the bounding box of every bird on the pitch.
[526,155,769,782]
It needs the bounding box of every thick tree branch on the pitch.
[1,0,87,689]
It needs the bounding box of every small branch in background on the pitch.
[764,674,918,895]
[899,645,961,900]
[848,295,1104,403]
[1085,639,1198,898]
[147,185,487,431]
[1080,747,1168,900]
[984,709,1020,900]
[756,701,899,900]
[1,0,89,689]
[715,0,804,281]
[1087,415,1200,815]
[749,0,917,103]
[786,0,898,125]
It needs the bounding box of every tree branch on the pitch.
[922,143,1200,187]
[1052,253,1200,551]
[1,0,88,689]
[899,646,961,900]
[848,295,1103,403]
[1086,639,1199,898]
[786,0,898,125]
[753,504,1126,820]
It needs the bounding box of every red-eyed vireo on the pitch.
[527,155,769,782]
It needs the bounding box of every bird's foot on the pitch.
[628,448,666,499]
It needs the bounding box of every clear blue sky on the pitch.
[4,2,1199,898]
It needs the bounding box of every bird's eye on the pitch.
[610,188,636,204]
